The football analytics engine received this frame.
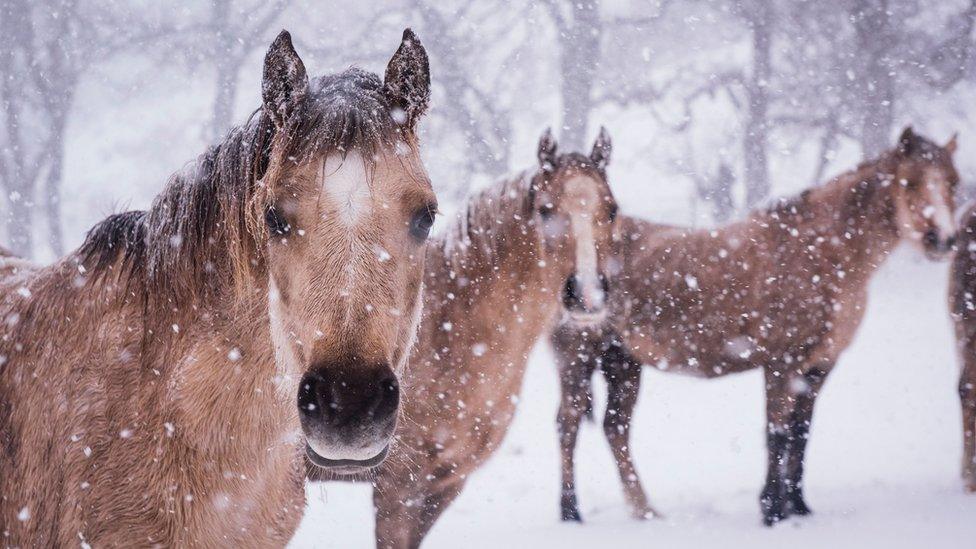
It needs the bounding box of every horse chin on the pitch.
[305,443,389,476]
[921,240,955,261]
[924,248,953,261]
[565,309,608,328]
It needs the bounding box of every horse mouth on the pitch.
[567,310,608,326]
[305,443,389,474]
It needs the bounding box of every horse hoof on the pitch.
[561,509,583,522]
[760,488,787,526]
[560,495,582,522]
[964,480,976,494]
[762,511,787,527]
[788,495,812,516]
[631,506,663,521]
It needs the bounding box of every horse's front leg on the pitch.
[760,366,792,526]
[553,329,598,522]
[960,358,976,492]
[784,365,831,516]
[373,472,464,549]
[601,349,659,520]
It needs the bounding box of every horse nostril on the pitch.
[562,276,582,309]
[373,374,400,423]
[946,235,957,250]
[924,229,939,247]
[298,374,323,419]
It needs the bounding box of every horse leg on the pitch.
[373,474,465,549]
[602,346,658,520]
[960,359,976,492]
[414,479,465,545]
[760,367,793,526]
[553,328,598,522]
[784,365,830,516]
[373,480,423,549]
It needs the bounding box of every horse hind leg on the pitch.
[602,345,659,520]
[960,361,976,492]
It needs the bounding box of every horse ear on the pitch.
[897,126,917,156]
[591,126,612,170]
[383,28,431,128]
[262,30,309,129]
[538,128,558,172]
[946,133,959,155]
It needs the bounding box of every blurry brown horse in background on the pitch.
[0,30,435,546]
[311,128,619,548]
[553,127,959,526]
[950,204,976,494]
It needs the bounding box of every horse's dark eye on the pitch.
[538,203,555,219]
[410,206,436,240]
[265,206,290,235]
[608,203,619,222]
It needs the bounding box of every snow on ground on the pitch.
[292,244,976,548]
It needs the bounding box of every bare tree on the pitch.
[0,0,180,257]
[208,0,291,141]
[544,0,602,151]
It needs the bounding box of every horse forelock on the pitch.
[77,67,409,309]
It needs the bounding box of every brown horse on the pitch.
[309,128,619,548]
[950,203,976,494]
[0,29,435,546]
[552,127,959,526]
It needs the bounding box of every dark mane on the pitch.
[78,68,406,304]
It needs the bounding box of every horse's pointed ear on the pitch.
[383,28,431,129]
[591,126,612,170]
[262,30,309,129]
[538,128,558,173]
[897,125,917,156]
[946,133,959,155]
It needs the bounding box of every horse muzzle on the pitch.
[562,273,610,326]
[923,228,956,259]
[297,360,399,473]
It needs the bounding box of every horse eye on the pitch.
[538,203,555,219]
[410,206,436,240]
[608,203,619,222]
[265,206,290,235]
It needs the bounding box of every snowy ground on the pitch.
[292,244,976,548]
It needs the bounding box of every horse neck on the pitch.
[445,189,560,332]
[801,160,901,283]
[136,279,297,459]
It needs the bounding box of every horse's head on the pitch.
[889,126,959,259]
[257,30,435,474]
[533,127,618,326]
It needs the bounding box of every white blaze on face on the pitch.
[924,167,957,237]
[268,278,301,397]
[322,151,371,229]
[567,176,604,311]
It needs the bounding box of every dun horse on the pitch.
[0,30,435,545]
[950,204,976,494]
[553,127,959,525]
[310,129,619,548]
